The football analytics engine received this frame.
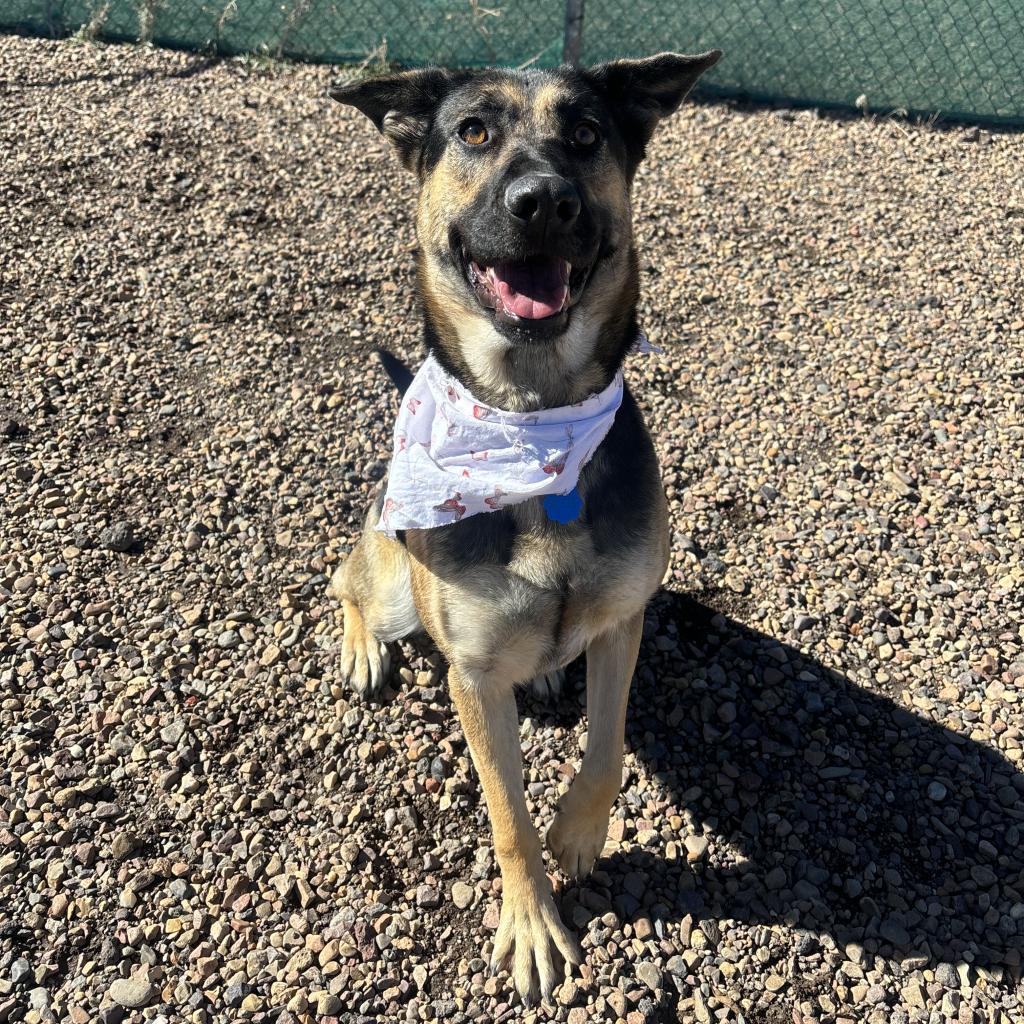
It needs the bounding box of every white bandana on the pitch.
[375,351,633,535]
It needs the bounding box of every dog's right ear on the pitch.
[329,68,466,173]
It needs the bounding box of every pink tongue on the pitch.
[492,260,569,320]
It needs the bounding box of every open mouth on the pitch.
[461,252,591,328]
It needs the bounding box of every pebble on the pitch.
[636,962,662,991]
[451,881,475,909]
[313,992,342,1015]
[684,835,709,862]
[110,834,138,860]
[108,977,154,1009]
[880,919,910,947]
[217,629,241,649]
[99,522,135,552]
[416,885,442,909]
[160,719,187,745]
[226,983,251,1008]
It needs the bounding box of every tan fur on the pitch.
[447,662,582,997]
[531,80,570,131]
[491,78,529,111]
[329,502,420,693]
[547,610,646,877]
[417,151,488,252]
[334,478,668,996]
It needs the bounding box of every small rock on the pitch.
[724,569,747,594]
[451,881,474,909]
[971,864,996,887]
[53,786,78,809]
[110,834,137,860]
[108,976,155,1009]
[684,835,709,863]
[901,981,926,1008]
[693,989,711,1022]
[239,993,262,1013]
[312,991,342,1015]
[870,983,891,1004]
[160,719,186,745]
[10,958,31,985]
[28,988,50,1011]
[224,983,249,1008]
[883,470,916,498]
[93,801,122,821]
[636,962,661,991]
[880,918,910,947]
[556,979,580,1006]
[416,884,441,909]
[100,522,136,552]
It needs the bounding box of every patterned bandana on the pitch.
[374,342,652,535]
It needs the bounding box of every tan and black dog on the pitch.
[328,50,720,1003]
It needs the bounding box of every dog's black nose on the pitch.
[504,174,581,231]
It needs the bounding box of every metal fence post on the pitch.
[562,0,585,66]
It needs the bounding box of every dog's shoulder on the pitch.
[578,383,665,553]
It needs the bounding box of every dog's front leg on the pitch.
[448,665,581,1003]
[547,610,644,878]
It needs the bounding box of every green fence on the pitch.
[3,1,1023,125]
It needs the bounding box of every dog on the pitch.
[327,49,721,1003]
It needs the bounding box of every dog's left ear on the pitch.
[584,50,721,162]
[329,67,468,173]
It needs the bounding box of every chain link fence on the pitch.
[3,0,1023,124]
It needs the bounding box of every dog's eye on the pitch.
[459,120,489,146]
[573,122,599,147]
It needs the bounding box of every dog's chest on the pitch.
[417,506,664,683]
[527,518,663,658]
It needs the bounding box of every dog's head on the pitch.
[330,52,720,408]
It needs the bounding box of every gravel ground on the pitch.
[2,33,1023,1024]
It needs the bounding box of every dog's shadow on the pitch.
[542,587,1023,980]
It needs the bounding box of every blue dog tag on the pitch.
[543,486,583,524]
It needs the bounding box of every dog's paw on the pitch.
[339,599,390,696]
[490,879,581,1004]
[529,667,565,700]
[547,798,610,879]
